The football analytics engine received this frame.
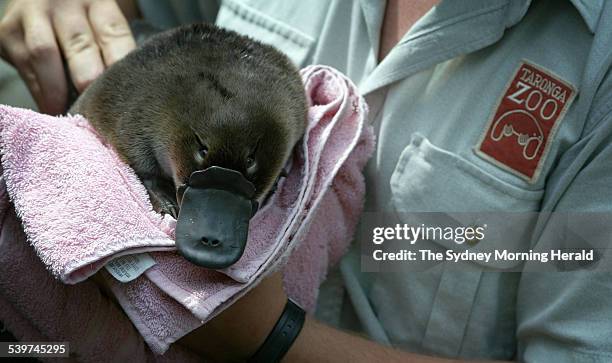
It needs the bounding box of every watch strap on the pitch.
[248,298,306,363]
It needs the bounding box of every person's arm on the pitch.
[286,318,508,363]
[0,0,137,114]
[177,272,510,363]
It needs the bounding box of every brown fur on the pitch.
[70,23,307,213]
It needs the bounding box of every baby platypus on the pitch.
[70,23,307,216]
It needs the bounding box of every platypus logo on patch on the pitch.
[475,60,576,182]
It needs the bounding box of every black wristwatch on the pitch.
[248,298,306,363]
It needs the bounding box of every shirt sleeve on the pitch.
[516,108,612,362]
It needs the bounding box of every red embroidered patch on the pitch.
[475,61,576,182]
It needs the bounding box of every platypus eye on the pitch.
[246,155,257,173]
[246,138,260,173]
[193,132,208,163]
[198,146,209,159]
[246,156,255,168]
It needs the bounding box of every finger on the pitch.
[23,10,67,114]
[0,7,25,65]
[0,7,44,106]
[52,2,105,93]
[88,0,135,66]
[0,36,45,109]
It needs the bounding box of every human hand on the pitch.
[0,0,136,114]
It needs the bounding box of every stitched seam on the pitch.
[570,347,612,358]
[223,0,313,47]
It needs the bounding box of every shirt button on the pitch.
[466,237,479,246]
[466,225,483,246]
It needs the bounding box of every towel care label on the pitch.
[105,253,156,283]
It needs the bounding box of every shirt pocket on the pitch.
[216,0,315,67]
[387,133,543,357]
[390,133,544,267]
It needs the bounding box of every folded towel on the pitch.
[0,65,374,356]
[0,176,200,362]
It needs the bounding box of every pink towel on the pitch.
[0,65,374,356]
[0,176,201,362]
